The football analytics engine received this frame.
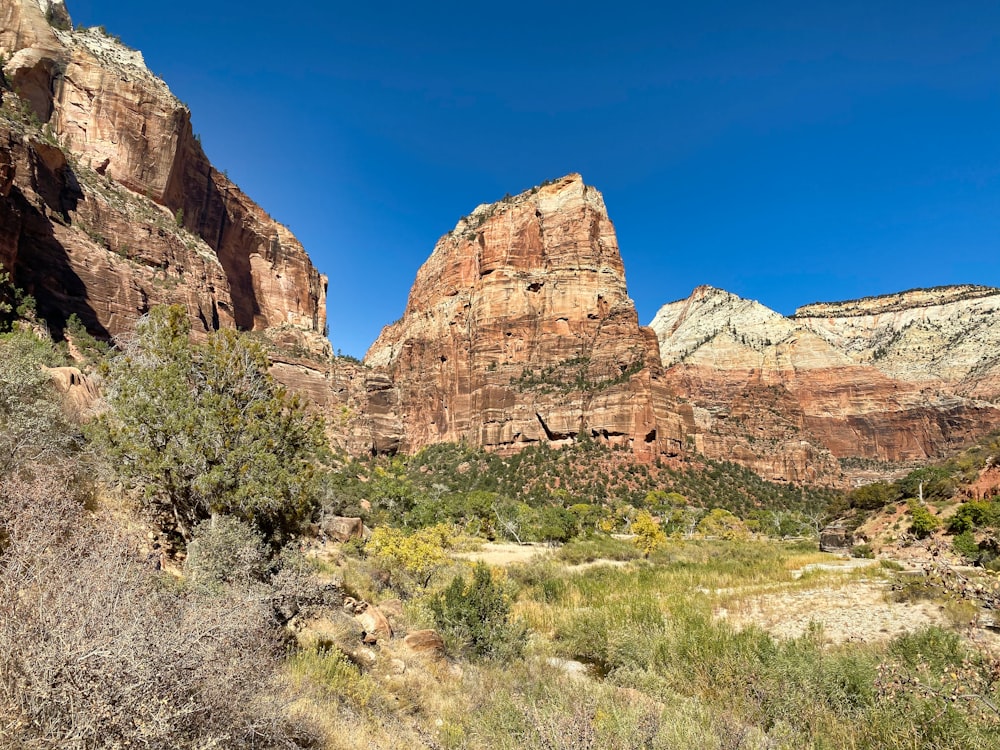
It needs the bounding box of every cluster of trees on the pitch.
[838,431,1000,564]
[323,437,842,545]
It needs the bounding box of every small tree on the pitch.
[696,508,749,540]
[632,510,667,557]
[907,499,941,539]
[366,524,451,589]
[91,306,326,544]
[430,563,526,660]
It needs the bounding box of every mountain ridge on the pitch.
[4,0,999,487]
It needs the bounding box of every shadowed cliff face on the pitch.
[365,174,686,460]
[0,0,327,351]
[651,286,1000,484]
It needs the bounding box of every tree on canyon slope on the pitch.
[91,306,326,544]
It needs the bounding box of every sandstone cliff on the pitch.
[365,174,686,459]
[0,0,327,348]
[794,286,1000,400]
[651,286,1000,484]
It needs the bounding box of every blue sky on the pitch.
[67,1,1000,357]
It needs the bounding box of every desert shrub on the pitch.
[0,329,75,476]
[907,500,941,539]
[288,646,377,710]
[0,475,312,749]
[430,562,526,660]
[952,530,982,563]
[184,514,268,588]
[851,543,874,559]
[92,306,326,545]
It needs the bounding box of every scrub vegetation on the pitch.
[1,297,998,749]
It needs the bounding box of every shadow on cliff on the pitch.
[7,151,108,340]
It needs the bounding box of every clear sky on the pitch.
[66,0,1000,357]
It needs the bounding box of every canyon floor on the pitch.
[460,542,997,650]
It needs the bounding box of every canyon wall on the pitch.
[651,286,1000,484]
[0,0,326,347]
[365,174,686,460]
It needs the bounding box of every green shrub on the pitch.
[952,530,981,563]
[947,500,999,534]
[851,543,874,559]
[64,312,108,363]
[91,306,326,545]
[907,500,941,539]
[0,329,74,476]
[430,562,526,660]
[0,271,36,330]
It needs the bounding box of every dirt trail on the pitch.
[454,542,553,566]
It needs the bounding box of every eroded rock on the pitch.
[365,174,686,461]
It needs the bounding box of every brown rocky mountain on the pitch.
[650,286,1000,484]
[0,0,326,346]
[364,174,686,460]
[0,0,405,457]
[4,0,998,485]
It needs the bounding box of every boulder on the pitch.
[403,629,445,657]
[343,597,392,644]
[820,522,854,553]
[324,516,365,542]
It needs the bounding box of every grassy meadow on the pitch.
[289,539,1000,750]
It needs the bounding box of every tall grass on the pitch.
[502,539,1000,749]
[288,539,999,749]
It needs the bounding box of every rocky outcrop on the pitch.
[794,286,1000,401]
[0,0,327,350]
[266,352,405,456]
[45,364,97,419]
[365,174,686,460]
[343,597,392,644]
[651,286,1000,484]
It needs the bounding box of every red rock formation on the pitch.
[651,286,1000,484]
[0,0,327,349]
[365,174,685,460]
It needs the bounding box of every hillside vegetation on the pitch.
[1,298,999,749]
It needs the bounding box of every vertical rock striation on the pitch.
[366,174,685,459]
[0,0,327,350]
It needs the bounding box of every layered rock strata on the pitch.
[651,286,1000,483]
[0,0,327,349]
[365,174,686,459]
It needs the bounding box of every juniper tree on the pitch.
[91,306,326,544]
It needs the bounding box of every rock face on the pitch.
[365,174,685,460]
[651,286,1000,484]
[795,286,1000,401]
[0,0,327,348]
